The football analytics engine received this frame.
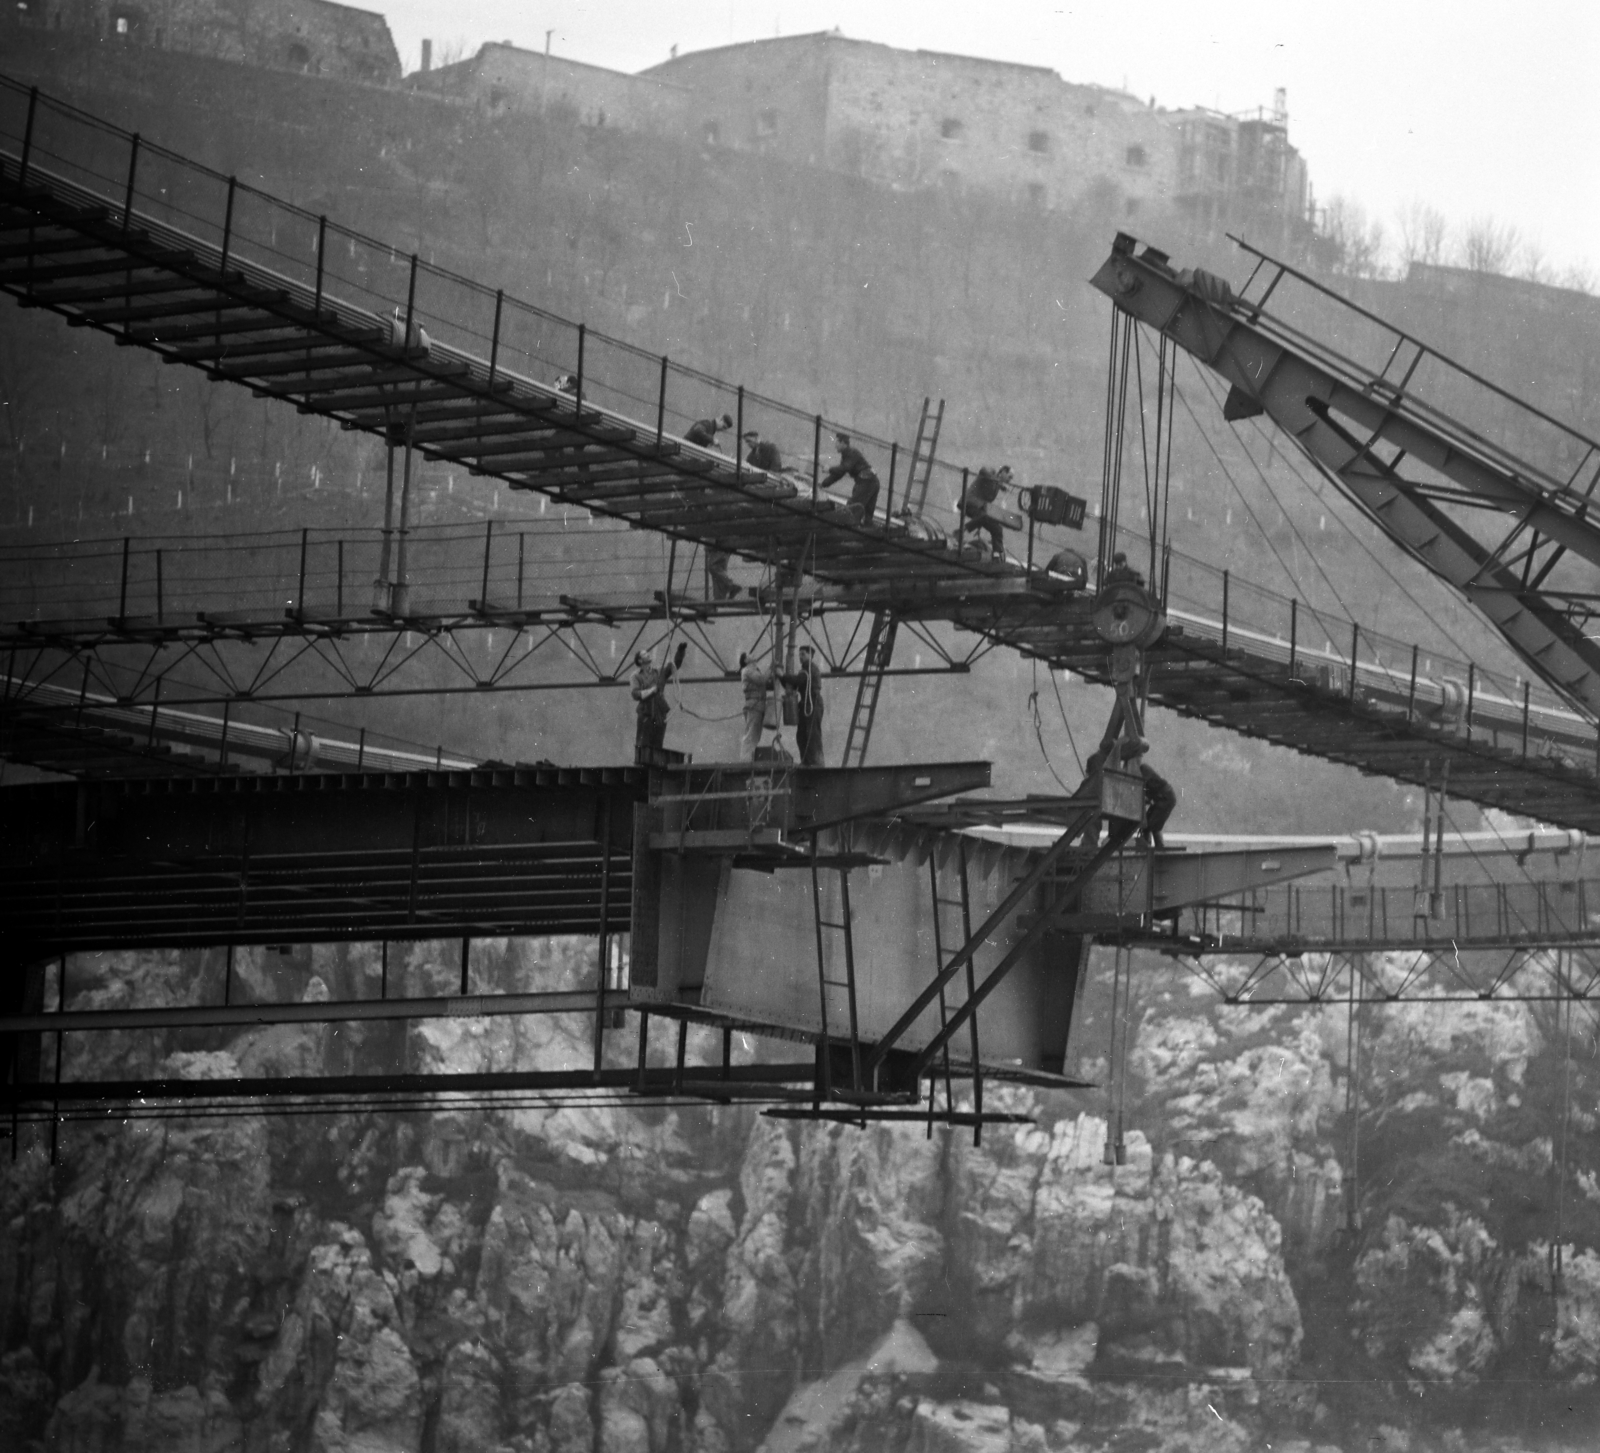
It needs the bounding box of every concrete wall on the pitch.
[413,43,691,135]
[646,33,1307,223]
[639,34,834,163]
[823,42,1176,214]
[11,0,399,85]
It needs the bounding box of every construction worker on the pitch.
[738,651,771,761]
[743,430,783,473]
[686,413,734,449]
[687,413,739,599]
[779,644,825,767]
[631,641,689,763]
[961,465,1009,557]
[1139,762,1176,849]
[820,432,881,523]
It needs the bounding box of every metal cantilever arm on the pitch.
[1088,238,1600,719]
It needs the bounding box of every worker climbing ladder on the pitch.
[810,835,864,1099]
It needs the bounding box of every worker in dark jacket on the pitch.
[962,466,1009,556]
[820,432,881,523]
[631,641,688,762]
[779,645,825,766]
[1139,762,1176,849]
[743,431,783,473]
[686,413,738,599]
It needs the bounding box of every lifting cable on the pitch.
[1098,312,1136,586]
[1555,976,1573,1292]
[1181,353,1479,665]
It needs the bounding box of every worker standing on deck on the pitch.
[738,651,772,761]
[779,644,826,767]
[1139,762,1176,850]
[820,432,881,523]
[632,641,689,763]
[687,412,740,600]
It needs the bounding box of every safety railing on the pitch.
[0,75,997,547]
[1173,874,1597,952]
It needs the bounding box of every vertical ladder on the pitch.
[903,397,946,517]
[926,837,983,1142]
[810,835,863,1098]
[839,610,898,768]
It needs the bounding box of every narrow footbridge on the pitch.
[2,77,1598,830]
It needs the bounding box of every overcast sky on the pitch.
[378,0,1600,282]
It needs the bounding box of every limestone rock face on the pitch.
[9,940,1600,1452]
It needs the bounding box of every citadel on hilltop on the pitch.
[6,0,399,83]
[2,3,1309,228]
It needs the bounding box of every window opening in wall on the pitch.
[287,40,311,68]
[703,119,721,146]
[757,107,778,137]
[111,6,143,37]
[1125,144,1147,168]
[1027,182,1047,207]
[1028,130,1049,154]
[940,117,963,140]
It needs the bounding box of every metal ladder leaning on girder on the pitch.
[810,833,863,1101]
[838,399,944,769]
[927,835,984,1139]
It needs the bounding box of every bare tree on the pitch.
[1395,199,1447,272]
[1460,215,1520,275]
[1322,195,1387,278]
[1559,262,1597,295]
[1518,238,1551,285]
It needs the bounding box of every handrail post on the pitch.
[404,252,418,350]
[118,537,130,621]
[155,548,163,625]
[735,385,744,482]
[19,86,38,188]
[1466,663,1476,737]
[313,214,326,314]
[885,442,898,524]
[656,355,668,446]
[1407,643,1419,722]
[958,468,969,546]
[1221,569,1230,654]
[812,414,822,500]
[219,176,236,276]
[1348,622,1359,700]
[1522,680,1531,757]
[487,288,503,390]
[479,519,494,609]
[1288,598,1298,678]
[296,527,308,617]
[122,133,140,231]
[574,322,585,413]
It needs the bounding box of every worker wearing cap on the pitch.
[685,413,739,599]
[738,651,772,761]
[779,645,825,767]
[743,431,783,473]
[820,432,881,523]
[1139,762,1176,850]
[631,641,688,762]
[962,466,1009,557]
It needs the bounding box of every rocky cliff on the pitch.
[4,939,1597,1451]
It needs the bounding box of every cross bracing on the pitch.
[3,80,1600,828]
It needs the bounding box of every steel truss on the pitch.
[1171,945,1600,1006]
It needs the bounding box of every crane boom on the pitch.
[1089,233,1600,722]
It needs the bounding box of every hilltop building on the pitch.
[5,0,400,85]
[642,32,1309,224]
[409,42,691,135]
